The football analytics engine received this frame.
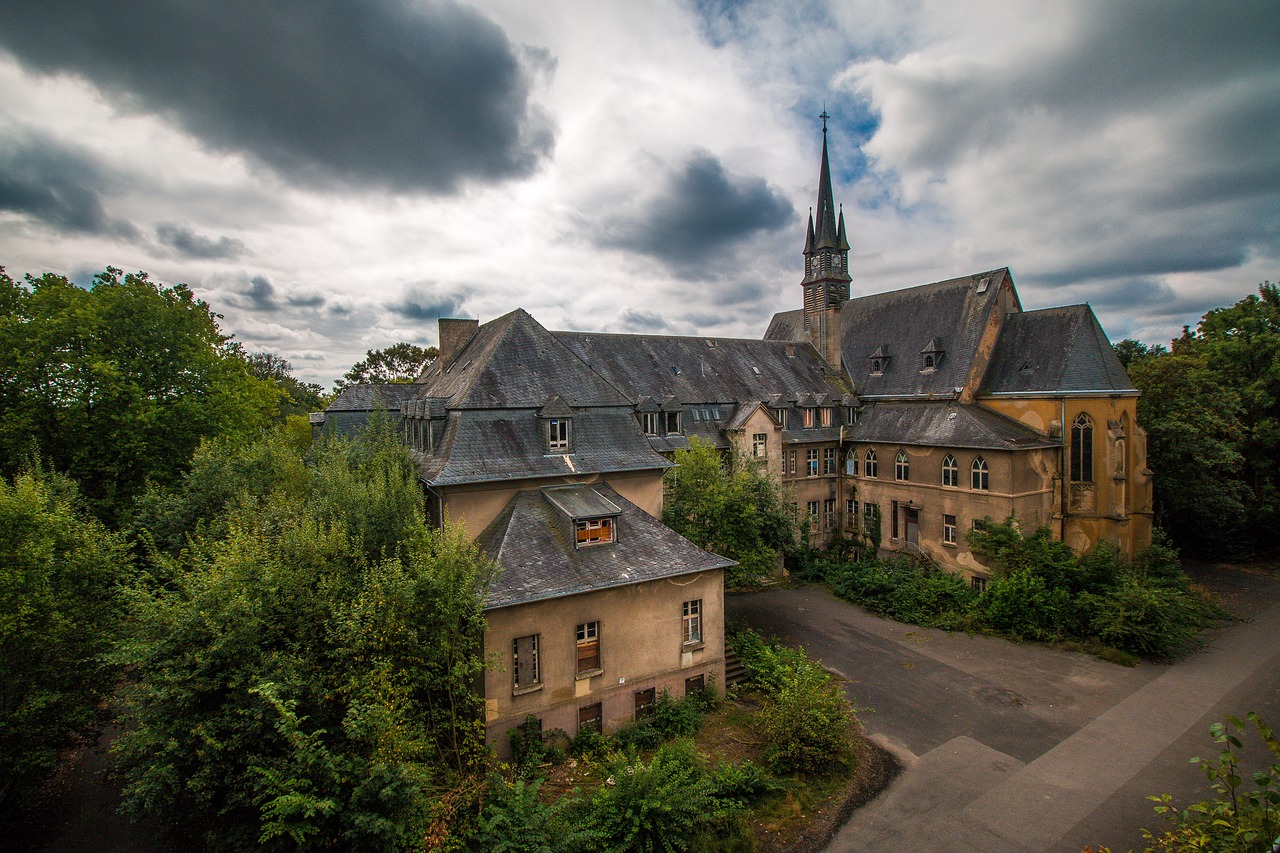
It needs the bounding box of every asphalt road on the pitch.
[727,563,1280,853]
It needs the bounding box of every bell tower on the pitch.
[801,111,850,370]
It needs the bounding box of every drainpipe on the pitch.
[1060,397,1068,542]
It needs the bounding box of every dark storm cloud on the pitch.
[0,0,555,193]
[615,307,671,333]
[0,130,137,238]
[595,150,794,270]
[245,275,278,311]
[389,287,465,322]
[155,223,246,260]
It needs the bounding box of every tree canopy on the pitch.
[334,343,438,391]
[0,267,279,524]
[244,351,328,419]
[116,423,494,850]
[1122,282,1280,557]
[663,438,794,586]
[0,467,129,808]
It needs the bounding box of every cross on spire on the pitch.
[819,106,829,133]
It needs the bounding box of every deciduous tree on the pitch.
[0,267,279,524]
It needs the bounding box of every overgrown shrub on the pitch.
[589,740,744,853]
[819,519,1226,661]
[731,628,858,776]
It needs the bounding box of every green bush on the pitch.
[588,740,744,853]
[471,777,601,853]
[1139,713,1280,852]
[820,519,1225,662]
[731,628,858,776]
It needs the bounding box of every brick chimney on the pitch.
[438,318,478,369]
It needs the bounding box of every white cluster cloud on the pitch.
[0,0,1275,385]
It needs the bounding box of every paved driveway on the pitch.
[727,565,1280,853]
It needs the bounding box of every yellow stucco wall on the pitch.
[845,442,1055,579]
[483,570,725,757]
[979,395,1153,558]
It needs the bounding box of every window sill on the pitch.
[942,542,958,548]
[575,668,603,681]
[682,641,705,652]
[512,683,543,697]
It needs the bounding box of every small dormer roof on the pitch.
[541,484,621,521]
[538,395,573,419]
[921,337,944,354]
[635,395,661,413]
[660,395,683,412]
[870,344,890,359]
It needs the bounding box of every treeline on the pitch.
[0,266,459,848]
[1117,282,1280,559]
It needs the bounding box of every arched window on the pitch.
[846,448,859,476]
[1115,438,1126,477]
[971,456,989,490]
[865,449,878,478]
[942,454,958,487]
[895,450,909,481]
[1071,413,1094,482]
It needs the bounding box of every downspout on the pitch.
[1060,397,1068,542]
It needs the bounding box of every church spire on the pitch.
[814,116,839,250]
[800,110,851,371]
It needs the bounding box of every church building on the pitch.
[318,122,1152,752]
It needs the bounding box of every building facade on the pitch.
[320,121,1152,750]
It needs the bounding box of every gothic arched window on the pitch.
[971,456,989,491]
[942,454,958,487]
[1071,414,1094,482]
[846,448,859,476]
[865,449,878,478]
[895,450,909,481]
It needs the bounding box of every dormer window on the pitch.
[773,408,787,428]
[869,345,890,376]
[802,407,816,428]
[663,411,681,434]
[920,338,944,372]
[548,418,570,451]
[820,407,833,427]
[576,517,615,547]
[641,412,658,435]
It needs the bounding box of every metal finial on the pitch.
[819,105,830,132]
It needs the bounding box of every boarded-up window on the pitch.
[685,674,705,697]
[634,687,656,720]
[576,517,614,547]
[576,621,600,674]
[513,635,540,690]
[578,703,602,734]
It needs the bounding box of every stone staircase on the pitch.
[723,644,748,688]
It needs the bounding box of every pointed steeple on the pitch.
[799,110,852,371]
[814,121,839,250]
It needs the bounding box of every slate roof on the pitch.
[851,401,1058,450]
[414,309,631,408]
[479,484,734,610]
[327,383,420,411]
[553,331,843,403]
[765,269,1016,400]
[840,269,1013,397]
[981,305,1137,395]
[418,407,671,486]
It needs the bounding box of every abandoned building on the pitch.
[319,123,1152,752]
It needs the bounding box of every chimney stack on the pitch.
[438,318,479,369]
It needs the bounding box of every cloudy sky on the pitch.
[1,1,1277,386]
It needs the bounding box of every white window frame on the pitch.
[682,599,702,646]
